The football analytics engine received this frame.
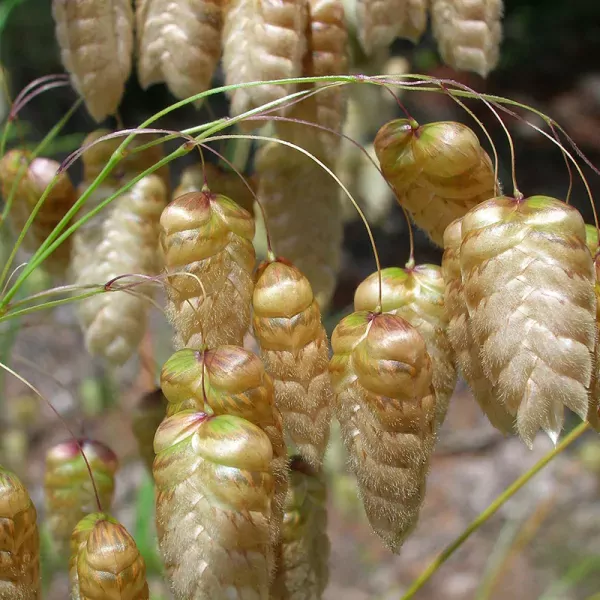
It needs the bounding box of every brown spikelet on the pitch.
[256,142,343,309]
[0,467,40,600]
[69,513,148,599]
[52,0,133,121]
[132,389,167,472]
[253,259,333,467]
[271,457,329,599]
[375,118,497,246]
[223,0,308,119]
[0,150,76,274]
[160,189,256,349]
[354,265,457,427]
[461,195,596,446]
[154,411,274,597]
[329,311,436,551]
[136,0,223,101]
[431,0,503,77]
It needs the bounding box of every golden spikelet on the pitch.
[136,0,223,101]
[0,150,76,275]
[253,259,333,467]
[131,388,167,472]
[52,0,134,121]
[441,217,514,433]
[0,467,40,600]
[160,189,256,349]
[329,311,436,551]
[154,411,274,598]
[256,142,343,309]
[375,118,497,246]
[69,513,148,599]
[354,265,457,427]
[271,456,329,600]
[460,195,596,446]
[431,0,503,78]
[44,439,118,556]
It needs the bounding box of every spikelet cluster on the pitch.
[329,311,436,551]
[160,189,256,349]
[375,118,497,246]
[153,411,274,598]
[44,439,118,555]
[132,388,167,472]
[253,259,333,467]
[136,0,223,101]
[0,467,39,600]
[69,513,148,599]
[431,0,503,77]
[52,0,134,121]
[354,264,457,426]
[0,149,76,274]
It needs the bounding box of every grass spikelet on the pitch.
[52,0,134,121]
[131,388,167,472]
[69,513,149,599]
[153,411,274,598]
[159,189,256,349]
[136,0,224,101]
[460,195,596,447]
[375,118,497,247]
[253,258,333,468]
[329,311,436,552]
[0,466,40,600]
[44,439,118,556]
[354,264,457,427]
[431,0,503,78]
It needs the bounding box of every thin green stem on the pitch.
[401,422,590,600]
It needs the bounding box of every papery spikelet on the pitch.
[132,389,167,472]
[160,189,256,349]
[136,0,223,101]
[52,0,133,121]
[329,312,436,551]
[431,0,503,77]
[375,118,497,246]
[223,0,307,118]
[154,411,274,598]
[460,195,596,446]
[76,175,167,365]
[441,217,514,433]
[271,456,329,600]
[0,150,76,274]
[0,467,40,600]
[256,142,342,309]
[69,513,148,599]
[354,265,457,426]
[44,439,118,555]
[253,259,333,467]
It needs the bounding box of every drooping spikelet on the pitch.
[223,0,307,119]
[460,195,597,446]
[75,174,167,365]
[329,311,436,551]
[441,217,514,433]
[154,411,274,598]
[271,456,329,600]
[256,142,343,309]
[136,0,223,101]
[131,388,167,472]
[44,439,118,555]
[69,513,148,599]
[0,467,40,600]
[375,118,497,247]
[354,265,457,427]
[253,259,333,467]
[160,189,256,349]
[0,149,76,274]
[431,0,503,78]
[52,0,134,121]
